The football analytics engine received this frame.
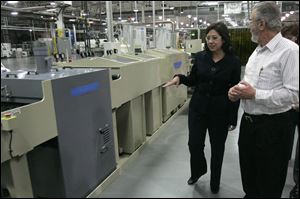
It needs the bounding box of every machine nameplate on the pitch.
[71,82,100,96]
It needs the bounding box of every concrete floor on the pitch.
[92,101,297,198]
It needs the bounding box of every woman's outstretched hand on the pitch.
[163,76,180,88]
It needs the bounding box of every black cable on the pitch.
[8,130,14,159]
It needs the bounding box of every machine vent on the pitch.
[100,126,110,144]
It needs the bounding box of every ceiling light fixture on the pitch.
[11,11,18,15]
[7,1,18,4]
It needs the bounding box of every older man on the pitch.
[228,2,299,198]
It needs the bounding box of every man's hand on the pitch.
[163,76,180,88]
[228,85,240,102]
[292,103,299,112]
[228,81,256,101]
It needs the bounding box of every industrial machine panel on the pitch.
[51,70,116,197]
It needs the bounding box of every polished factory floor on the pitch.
[93,101,297,198]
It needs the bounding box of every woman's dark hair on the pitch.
[204,22,233,55]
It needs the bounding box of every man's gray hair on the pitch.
[253,1,282,32]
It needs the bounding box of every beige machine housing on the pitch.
[57,49,189,158]
[146,49,188,122]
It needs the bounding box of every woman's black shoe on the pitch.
[187,177,199,185]
[210,184,219,194]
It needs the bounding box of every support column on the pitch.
[152,1,156,48]
[141,2,145,23]
[72,24,77,47]
[55,11,65,38]
[106,1,113,42]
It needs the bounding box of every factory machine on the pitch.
[57,54,164,156]
[145,48,189,122]
[119,53,163,136]
[1,68,116,198]
[57,49,189,157]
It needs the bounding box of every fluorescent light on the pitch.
[7,1,18,4]
[69,19,76,22]
[50,2,56,6]
[46,9,57,12]
[170,7,174,10]
[29,29,32,32]
[290,11,294,14]
[285,13,290,17]
[158,16,162,20]
[202,2,219,6]
[187,15,192,19]
[193,17,197,21]
[11,11,18,15]
[133,9,138,12]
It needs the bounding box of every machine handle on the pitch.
[5,73,17,78]
[112,74,121,81]
[62,66,73,69]
[100,146,109,154]
[27,71,38,75]
[50,68,59,72]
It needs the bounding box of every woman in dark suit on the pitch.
[164,22,241,193]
